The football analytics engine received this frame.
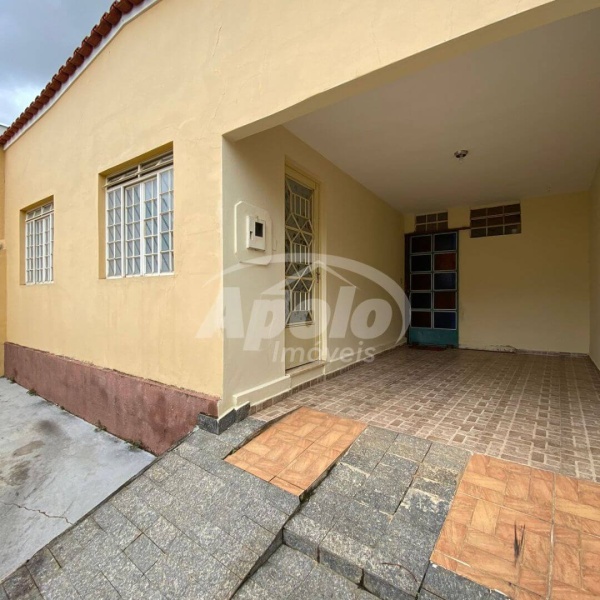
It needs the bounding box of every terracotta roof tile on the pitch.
[0,0,150,147]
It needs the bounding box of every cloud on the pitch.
[0,0,108,125]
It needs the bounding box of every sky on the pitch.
[0,0,109,126]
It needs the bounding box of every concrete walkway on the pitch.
[0,379,153,581]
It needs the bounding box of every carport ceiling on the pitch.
[285,9,600,213]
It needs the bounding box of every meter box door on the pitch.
[247,216,266,251]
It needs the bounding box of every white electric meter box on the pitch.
[246,216,266,251]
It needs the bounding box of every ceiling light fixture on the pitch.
[454,149,469,161]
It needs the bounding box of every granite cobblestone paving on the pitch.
[2,417,507,600]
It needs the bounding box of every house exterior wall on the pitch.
[590,165,600,369]
[221,127,405,414]
[405,192,591,354]
[1,0,594,446]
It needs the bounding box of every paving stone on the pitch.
[250,562,301,599]
[243,497,289,534]
[145,516,181,552]
[185,430,235,459]
[64,563,119,599]
[290,560,358,600]
[145,461,172,484]
[101,551,145,597]
[203,531,261,579]
[127,576,165,600]
[421,563,497,600]
[33,571,81,600]
[47,530,84,567]
[93,502,141,548]
[299,489,350,527]
[317,463,369,498]
[356,427,398,450]
[217,418,265,447]
[330,499,392,547]
[411,477,457,502]
[416,462,461,486]
[365,520,437,599]
[0,586,7,600]
[69,518,104,548]
[169,533,242,598]
[355,464,413,514]
[319,530,372,583]
[395,488,450,536]
[66,527,122,572]
[125,534,163,573]
[388,433,432,463]
[283,513,330,560]
[146,554,191,599]
[378,453,419,478]
[3,567,38,600]
[424,442,471,472]
[341,445,386,473]
[232,579,272,599]
[111,488,161,531]
[177,447,244,483]
[226,515,275,555]
[363,571,416,600]
[267,545,315,580]
[26,549,61,589]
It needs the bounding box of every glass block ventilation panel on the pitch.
[415,211,448,232]
[285,176,315,325]
[470,204,521,238]
[25,202,54,285]
[106,152,174,278]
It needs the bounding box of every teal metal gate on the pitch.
[407,231,459,347]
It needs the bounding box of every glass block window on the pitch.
[106,152,174,278]
[25,202,54,285]
[470,204,521,238]
[415,212,448,232]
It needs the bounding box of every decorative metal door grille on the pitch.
[285,176,315,325]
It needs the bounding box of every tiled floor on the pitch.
[256,347,600,481]
[225,407,366,495]
[433,454,600,599]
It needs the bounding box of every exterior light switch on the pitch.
[247,216,266,251]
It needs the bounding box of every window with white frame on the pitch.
[105,152,174,278]
[25,202,54,284]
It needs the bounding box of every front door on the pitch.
[407,231,459,347]
[284,169,320,369]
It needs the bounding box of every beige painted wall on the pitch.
[405,193,590,354]
[3,0,596,410]
[590,165,600,368]
[222,127,405,413]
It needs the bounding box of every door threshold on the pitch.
[286,360,326,376]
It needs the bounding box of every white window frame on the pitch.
[105,152,174,279]
[25,202,54,285]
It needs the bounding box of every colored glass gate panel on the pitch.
[408,231,458,347]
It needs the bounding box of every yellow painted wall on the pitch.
[222,127,405,412]
[2,0,595,410]
[590,165,600,368]
[405,193,590,354]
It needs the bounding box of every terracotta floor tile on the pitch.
[464,529,515,563]
[514,588,543,600]
[517,566,548,597]
[554,525,581,548]
[436,519,467,556]
[551,582,598,600]
[506,472,531,500]
[521,531,551,575]
[447,493,478,525]
[455,562,516,597]
[556,474,579,502]
[459,544,518,582]
[227,407,365,494]
[552,542,581,589]
[470,499,500,535]
[271,477,304,496]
